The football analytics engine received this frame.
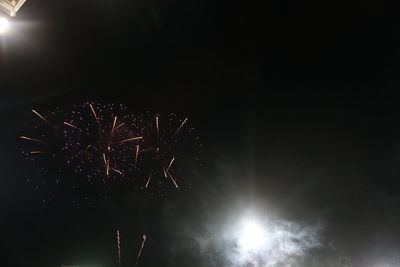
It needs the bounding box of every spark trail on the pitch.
[116,230,121,265]
[32,109,51,126]
[136,234,147,264]
[20,136,45,144]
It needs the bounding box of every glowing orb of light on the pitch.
[238,218,268,252]
[0,17,9,34]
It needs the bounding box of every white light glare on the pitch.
[0,17,9,33]
[238,218,267,252]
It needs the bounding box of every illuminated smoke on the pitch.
[227,217,322,266]
[186,214,322,267]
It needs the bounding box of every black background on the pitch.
[1,0,400,266]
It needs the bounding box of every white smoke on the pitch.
[187,213,322,267]
[223,216,321,266]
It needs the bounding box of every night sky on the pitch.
[1,0,400,266]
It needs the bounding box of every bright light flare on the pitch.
[0,17,9,34]
[238,218,267,252]
[194,212,320,266]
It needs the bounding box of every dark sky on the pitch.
[1,0,400,266]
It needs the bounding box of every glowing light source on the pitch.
[0,17,9,33]
[238,218,267,252]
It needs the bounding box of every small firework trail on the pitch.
[173,117,188,136]
[145,171,153,189]
[32,109,51,126]
[89,103,100,126]
[30,151,46,154]
[63,121,82,131]
[121,136,143,143]
[136,234,147,265]
[134,145,140,165]
[116,230,121,265]
[20,136,45,144]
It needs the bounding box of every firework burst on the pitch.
[63,102,144,184]
[136,112,203,196]
[20,103,203,204]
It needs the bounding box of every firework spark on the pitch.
[145,171,153,188]
[167,171,179,189]
[102,153,107,166]
[30,151,46,154]
[115,123,125,131]
[20,136,45,144]
[111,116,117,134]
[156,116,159,139]
[116,230,121,265]
[89,103,100,126]
[120,136,143,143]
[111,167,123,175]
[63,121,82,131]
[136,234,147,263]
[174,117,188,136]
[135,145,140,165]
[103,153,109,176]
[166,157,175,172]
[32,109,51,126]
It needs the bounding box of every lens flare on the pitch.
[0,17,9,34]
[238,219,268,252]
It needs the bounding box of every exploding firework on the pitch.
[20,103,203,204]
[63,102,144,184]
[135,112,203,196]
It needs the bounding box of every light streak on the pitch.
[30,151,46,154]
[103,153,110,176]
[32,110,51,126]
[167,171,179,189]
[174,118,188,136]
[166,157,175,172]
[107,159,110,176]
[116,230,121,265]
[115,122,125,131]
[145,171,153,188]
[89,103,100,126]
[20,136,45,144]
[120,136,142,143]
[136,234,147,263]
[111,168,123,175]
[111,116,117,134]
[134,145,139,165]
[156,116,159,139]
[63,122,82,131]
